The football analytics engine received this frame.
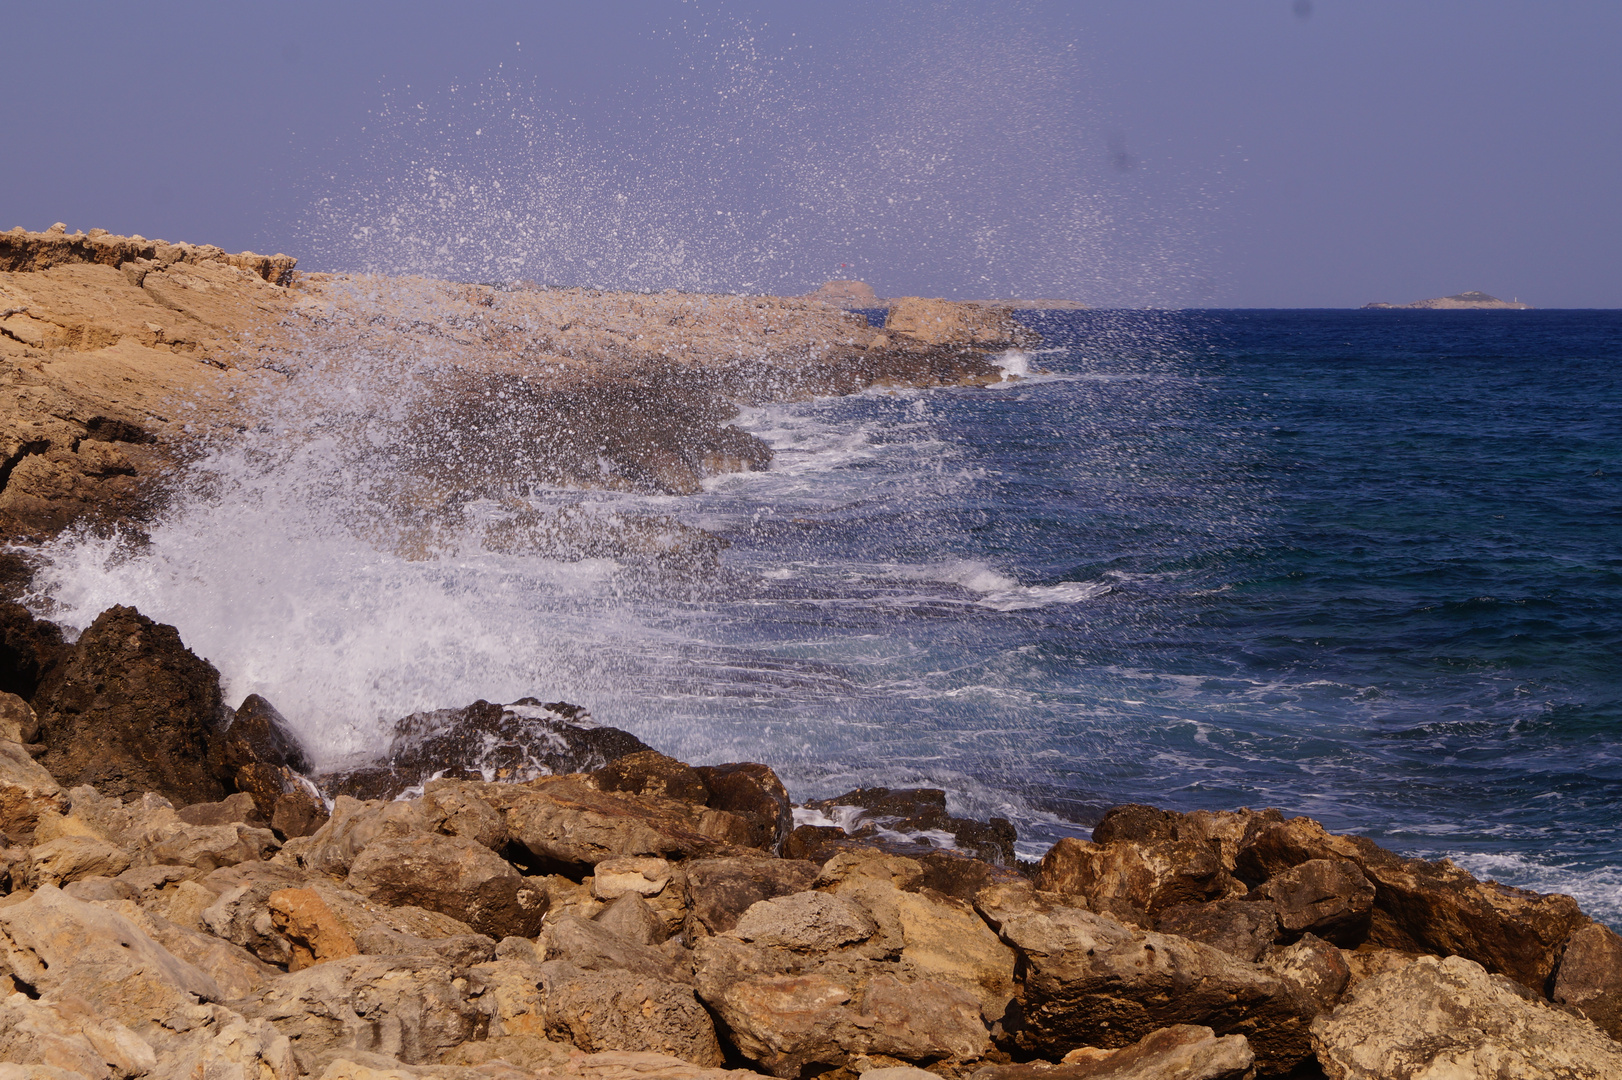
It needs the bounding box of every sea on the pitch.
[30,307,1622,928]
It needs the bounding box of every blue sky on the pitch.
[5,2,1618,306]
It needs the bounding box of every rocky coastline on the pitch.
[2,228,1620,1079]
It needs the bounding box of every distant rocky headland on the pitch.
[1,226,1619,1079]
[1362,291,1531,310]
[807,280,1088,312]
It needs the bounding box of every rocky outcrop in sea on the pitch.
[0,599,1619,1079]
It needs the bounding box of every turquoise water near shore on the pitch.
[34,307,1621,926]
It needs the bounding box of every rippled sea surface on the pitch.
[36,308,1622,925]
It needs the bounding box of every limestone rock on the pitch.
[1034,835,1242,925]
[494,775,737,868]
[1252,858,1373,946]
[544,913,686,982]
[176,790,266,828]
[269,887,361,970]
[235,953,490,1069]
[117,899,278,1000]
[0,739,65,839]
[468,956,549,1037]
[1310,953,1622,1079]
[0,990,157,1079]
[593,855,673,899]
[201,863,312,965]
[695,763,794,854]
[347,831,547,939]
[279,794,429,878]
[540,959,725,1065]
[1263,933,1350,1014]
[885,298,1036,348]
[1552,921,1622,1041]
[1155,898,1281,963]
[31,605,227,806]
[594,751,711,805]
[683,856,821,937]
[595,891,666,946]
[731,892,877,952]
[17,835,132,889]
[968,1024,1255,1080]
[994,902,1314,1075]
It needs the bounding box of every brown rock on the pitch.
[234,760,290,820]
[346,831,547,939]
[696,762,794,854]
[272,782,331,838]
[0,601,68,700]
[1551,922,1622,1041]
[1253,858,1374,946]
[540,959,726,1066]
[596,891,666,946]
[0,737,66,838]
[208,693,310,784]
[32,605,228,805]
[1311,954,1622,1079]
[1034,835,1242,923]
[1265,933,1351,1014]
[1155,898,1282,963]
[731,892,877,953]
[801,788,1018,866]
[0,690,39,744]
[684,856,822,937]
[268,887,361,970]
[885,298,1037,348]
[968,1024,1255,1080]
[494,774,737,869]
[18,833,132,888]
[545,913,686,981]
[595,751,711,804]
[177,790,266,828]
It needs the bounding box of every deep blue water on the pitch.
[640,309,1621,924]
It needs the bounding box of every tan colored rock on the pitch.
[593,856,673,899]
[17,835,131,889]
[0,990,156,1079]
[0,739,65,838]
[0,693,39,744]
[595,891,666,946]
[1311,953,1622,1079]
[469,957,550,1037]
[0,885,222,1028]
[494,776,736,867]
[130,812,280,871]
[994,901,1314,1075]
[1264,933,1351,1014]
[731,892,877,953]
[968,1024,1254,1080]
[544,913,686,982]
[885,298,1036,348]
[1034,835,1243,924]
[441,1031,578,1070]
[269,887,361,970]
[1552,921,1622,1041]
[277,794,428,878]
[152,1008,299,1080]
[346,831,547,939]
[116,898,278,1000]
[540,959,725,1065]
[684,857,822,938]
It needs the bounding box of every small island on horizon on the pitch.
[1363,290,1531,310]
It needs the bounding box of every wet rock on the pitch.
[595,751,711,805]
[233,759,291,819]
[17,833,132,888]
[544,913,686,982]
[593,855,673,899]
[1034,835,1243,924]
[993,901,1315,1075]
[968,1024,1255,1080]
[915,850,1027,901]
[683,856,822,937]
[1310,953,1622,1079]
[1234,814,1589,992]
[208,693,310,783]
[1551,921,1622,1041]
[346,831,548,939]
[1264,933,1351,1014]
[0,885,223,1027]
[801,788,1018,865]
[0,738,65,838]
[1253,858,1374,947]
[268,887,361,970]
[320,699,652,802]
[540,959,726,1065]
[235,953,490,1069]
[32,605,228,806]
[696,762,794,854]
[885,298,1037,349]
[0,601,67,700]
[1155,898,1282,963]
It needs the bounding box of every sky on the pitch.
[4,2,1618,307]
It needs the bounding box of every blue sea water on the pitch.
[635,309,1622,924]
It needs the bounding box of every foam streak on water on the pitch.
[27,308,1622,928]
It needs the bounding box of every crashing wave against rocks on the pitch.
[0,599,1619,1079]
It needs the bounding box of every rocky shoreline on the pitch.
[0,600,1618,1079]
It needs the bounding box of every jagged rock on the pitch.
[346,831,547,939]
[420,779,510,849]
[0,602,67,700]
[595,751,711,804]
[596,891,666,946]
[268,887,360,970]
[991,899,1314,1075]
[176,790,266,828]
[208,693,310,784]
[278,794,429,878]
[152,1007,300,1080]
[116,899,279,1000]
[271,780,331,839]
[914,850,1026,901]
[1034,835,1243,925]
[1264,933,1350,1014]
[201,862,312,964]
[1551,921,1622,1041]
[801,788,1018,865]
[0,990,158,1078]
[235,953,490,1070]
[0,692,39,744]
[0,740,65,838]
[544,914,686,982]
[320,699,652,801]
[491,775,742,869]
[968,1024,1255,1080]
[540,959,725,1065]
[731,892,878,953]
[1310,954,1622,1079]
[31,605,228,806]
[695,763,794,853]
[441,1031,579,1069]
[0,886,222,1027]
[816,849,925,890]
[17,834,132,889]
[683,856,822,937]
[129,808,279,871]
[1252,858,1373,946]
[355,926,497,967]
[1233,813,1589,991]
[593,855,673,899]
[1155,898,1281,963]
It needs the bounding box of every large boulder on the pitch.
[1155,897,1282,963]
[0,738,66,839]
[683,856,821,938]
[967,1024,1255,1080]
[31,605,228,805]
[0,601,67,700]
[1551,922,1622,1041]
[983,895,1315,1075]
[695,763,794,854]
[1310,953,1622,1079]
[544,913,687,982]
[1252,858,1374,946]
[1034,835,1242,925]
[540,959,726,1066]
[488,775,745,869]
[346,831,547,939]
